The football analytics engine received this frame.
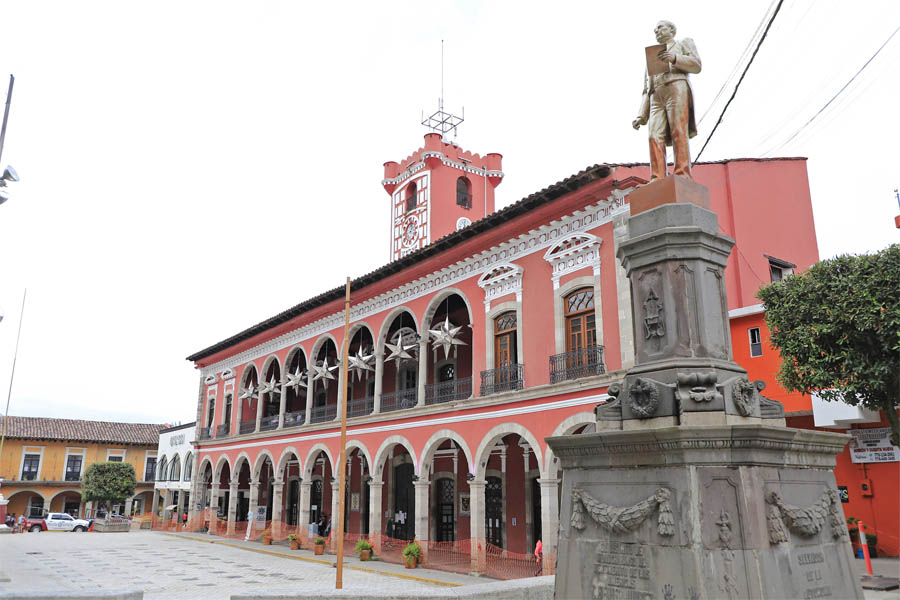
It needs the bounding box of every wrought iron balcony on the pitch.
[260,415,280,431]
[310,404,337,424]
[283,410,305,428]
[425,377,473,405]
[198,426,212,440]
[348,396,374,418]
[216,423,230,438]
[381,388,417,413]
[239,420,256,434]
[549,345,606,383]
[480,364,525,396]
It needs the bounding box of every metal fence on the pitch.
[549,345,605,383]
[381,389,417,413]
[425,377,473,405]
[310,404,337,424]
[480,364,524,396]
[348,396,374,418]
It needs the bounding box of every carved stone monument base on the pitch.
[547,424,863,600]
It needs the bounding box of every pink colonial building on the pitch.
[185,132,820,573]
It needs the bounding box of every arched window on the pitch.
[183,454,193,482]
[157,457,167,482]
[206,398,215,428]
[456,177,471,208]
[170,456,181,481]
[564,288,596,352]
[405,182,417,212]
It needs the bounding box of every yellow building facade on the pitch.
[0,416,164,519]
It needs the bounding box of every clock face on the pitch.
[456,217,472,231]
[402,218,418,246]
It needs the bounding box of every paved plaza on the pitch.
[0,531,472,599]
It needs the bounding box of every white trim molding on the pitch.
[477,263,524,313]
[728,303,765,319]
[20,446,45,481]
[543,233,602,290]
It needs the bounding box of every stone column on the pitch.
[373,351,384,413]
[208,484,219,534]
[417,338,428,407]
[277,380,287,428]
[305,370,315,426]
[299,481,312,543]
[330,480,341,551]
[254,394,264,433]
[150,487,161,521]
[226,481,238,536]
[368,479,384,552]
[537,478,560,573]
[245,480,260,540]
[413,479,430,563]
[271,482,284,537]
[124,496,134,518]
[468,479,486,574]
[162,489,174,521]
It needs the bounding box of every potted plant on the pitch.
[288,533,300,550]
[261,528,272,545]
[402,541,422,569]
[355,539,373,561]
[314,537,326,555]
[865,533,878,559]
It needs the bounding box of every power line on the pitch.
[698,0,777,126]
[761,24,900,157]
[693,0,785,164]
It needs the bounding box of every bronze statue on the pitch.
[633,21,701,180]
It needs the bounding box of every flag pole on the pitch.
[335,277,351,589]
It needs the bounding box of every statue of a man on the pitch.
[632,21,701,181]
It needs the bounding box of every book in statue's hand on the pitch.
[645,44,668,75]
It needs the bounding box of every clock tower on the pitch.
[383,132,503,261]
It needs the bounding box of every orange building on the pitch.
[731,308,900,557]
[0,416,164,520]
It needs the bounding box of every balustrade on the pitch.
[260,415,279,431]
[381,388,417,413]
[310,404,337,424]
[480,364,525,396]
[215,423,230,438]
[198,426,211,440]
[549,345,605,383]
[425,376,473,405]
[347,396,374,418]
[283,410,305,428]
[239,419,256,434]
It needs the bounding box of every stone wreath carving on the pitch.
[732,378,760,416]
[629,377,661,418]
[571,487,675,536]
[765,489,847,544]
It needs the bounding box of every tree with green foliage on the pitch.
[81,461,136,521]
[757,244,900,446]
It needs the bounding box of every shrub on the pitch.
[315,537,326,545]
[355,539,373,553]
[402,541,422,561]
[287,533,298,542]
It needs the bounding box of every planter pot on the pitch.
[404,557,417,569]
[360,549,371,561]
[314,544,325,555]
[262,536,272,545]
[290,541,300,550]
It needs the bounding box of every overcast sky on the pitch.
[0,1,897,426]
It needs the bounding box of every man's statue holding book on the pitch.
[632,20,701,181]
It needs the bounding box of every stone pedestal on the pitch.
[548,177,862,599]
[547,425,862,600]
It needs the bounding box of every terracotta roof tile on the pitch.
[2,416,166,445]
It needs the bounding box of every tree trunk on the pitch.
[883,401,900,448]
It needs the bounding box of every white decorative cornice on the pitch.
[203,374,218,385]
[477,263,523,312]
[543,233,603,289]
[381,152,502,188]
[198,189,632,378]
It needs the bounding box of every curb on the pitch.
[163,533,463,588]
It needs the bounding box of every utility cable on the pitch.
[761,24,900,157]
[693,0,785,164]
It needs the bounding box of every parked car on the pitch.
[25,512,91,532]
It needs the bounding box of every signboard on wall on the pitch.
[849,427,900,463]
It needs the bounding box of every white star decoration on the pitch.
[286,368,307,392]
[239,383,257,400]
[429,316,467,360]
[385,340,417,363]
[312,357,338,382]
[259,376,280,397]
[348,347,375,381]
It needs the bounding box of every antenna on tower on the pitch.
[421,39,464,139]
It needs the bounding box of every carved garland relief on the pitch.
[765,489,848,544]
[571,487,675,536]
